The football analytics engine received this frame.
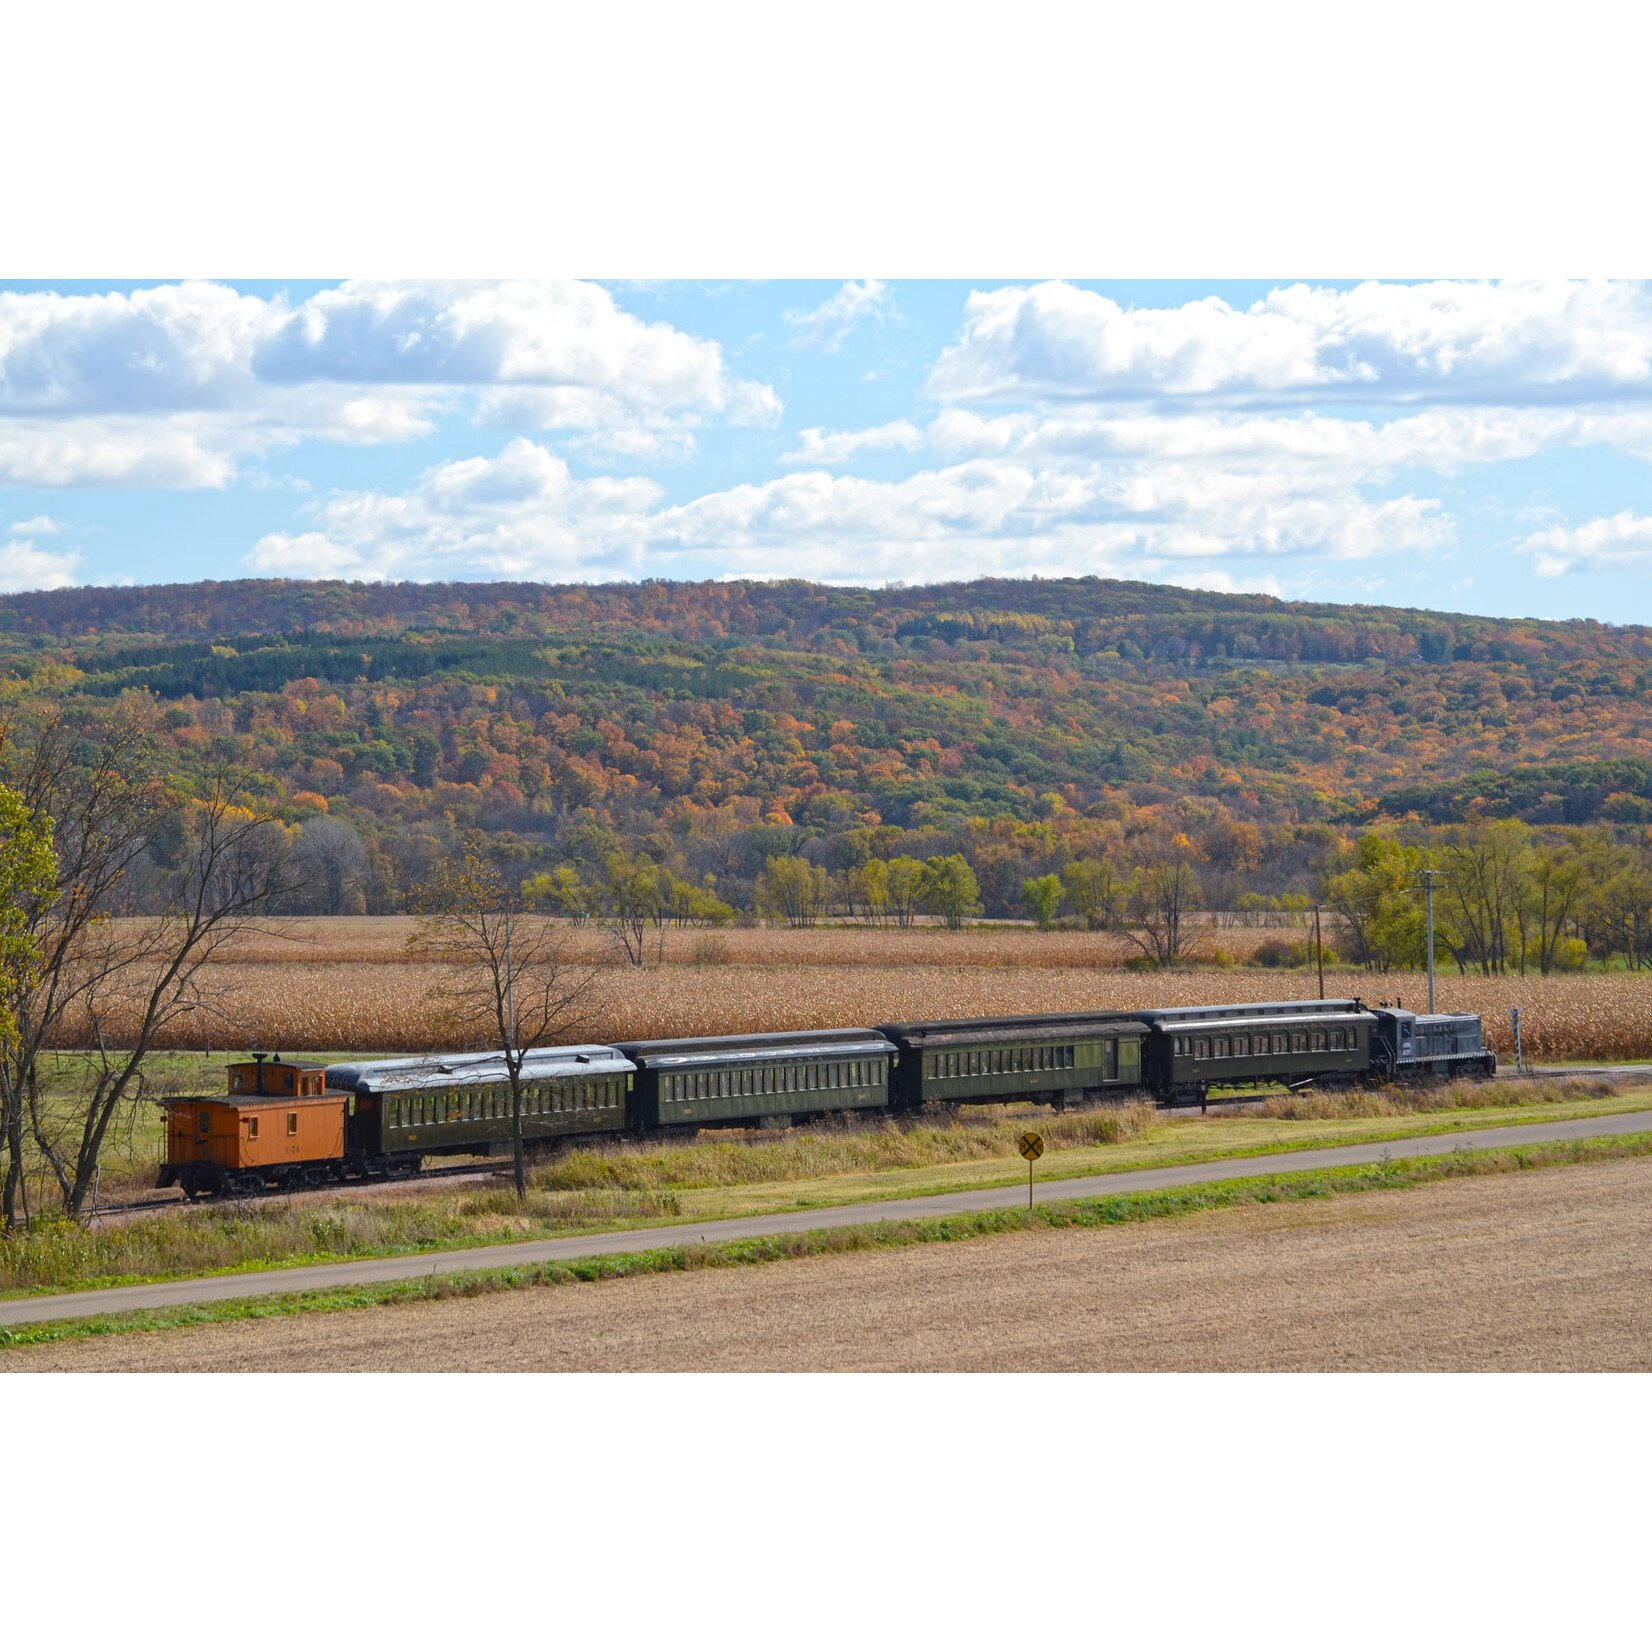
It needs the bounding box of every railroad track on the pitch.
[87,1159,512,1223]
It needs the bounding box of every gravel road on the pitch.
[14,1154,1651,1372]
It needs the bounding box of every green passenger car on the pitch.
[325,1046,633,1163]
[617,1029,898,1131]
[1135,1002,1375,1105]
[877,1015,1148,1110]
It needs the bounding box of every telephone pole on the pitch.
[1416,869,1443,1014]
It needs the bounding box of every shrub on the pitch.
[1248,937,1340,969]
[689,933,732,966]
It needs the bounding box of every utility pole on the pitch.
[1416,869,1443,1014]
[1313,904,1325,1000]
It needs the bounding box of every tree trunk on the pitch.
[2,1091,24,1229]
[510,1076,527,1200]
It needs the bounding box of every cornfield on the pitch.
[48,922,1652,1061]
[199,916,1299,969]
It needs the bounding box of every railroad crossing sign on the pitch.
[1018,1131,1043,1210]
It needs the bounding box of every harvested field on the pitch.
[194,915,1301,968]
[52,922,1652,1061]
[18,1153,1652,1371]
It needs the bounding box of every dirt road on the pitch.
[14,1155,1651,1371]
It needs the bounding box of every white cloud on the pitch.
[780,419,923,465]
[649,453,1449,581]
[0,280,778,487]
[6,514,57,535]
[0,416,245,488]
[1164,569,1287,599]
[0,534,79,591]
[246,437,660,583]
[928,280,1652,406]
[786,280,894,352]
[1522,511,1652,576]
[0,282,272,415]
[243,421,1459,590]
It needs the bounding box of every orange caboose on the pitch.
[157,1054,348,1199]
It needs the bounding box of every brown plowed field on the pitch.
[18,1155,1652,1371]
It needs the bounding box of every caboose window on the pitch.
[247,1115,260,1139]
[287,1112,299,1136]
[198,1110,211,1134]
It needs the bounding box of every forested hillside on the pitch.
[3,575,1651,928]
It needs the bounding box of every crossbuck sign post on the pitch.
[1018,1131,1043,1209]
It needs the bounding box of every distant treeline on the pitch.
[4,575,1652,928]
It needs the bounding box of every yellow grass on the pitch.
[48,919,1652,1060]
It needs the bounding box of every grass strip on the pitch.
[5,1128,1651,1352]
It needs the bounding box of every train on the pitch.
[155,997,1495,1199]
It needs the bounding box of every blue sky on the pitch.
[5,278,1652,623]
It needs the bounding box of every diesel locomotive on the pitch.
[156,997,1495,1197]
